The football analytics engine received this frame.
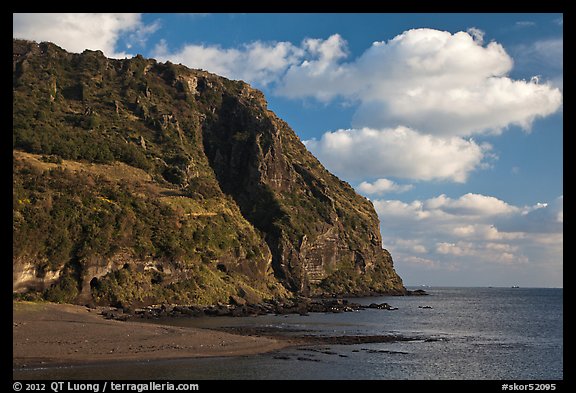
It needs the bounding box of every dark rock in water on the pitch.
[297,357,321,362]
[418,305,433,309]
[407,289,429,296]
[368,302,393,310]
[215,325,426,347]
[299,334,417,345]
[129,296,400,320]
[362,349,409,355]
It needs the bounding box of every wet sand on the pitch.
[13,301,288,369]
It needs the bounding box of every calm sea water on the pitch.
[14,287,563,380]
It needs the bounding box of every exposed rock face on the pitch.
[197,80,404,296]
[13,257,61,293]
[12,39,405,306]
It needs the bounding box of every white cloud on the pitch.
[152,38,305,86]
[373,199,437,222]
[436,242,468,256]
[435,240,526,265]
[451,224,525,241]
[150,34,348,90]
[496,196,563,233]
[390,239,428,254]
[356,178,413,195]
[300,34,349,74]
[278,29,561,186]
[278,28,562,137]
[466,27,485,44]
[424,193,519,216]
[125,19,161,49]
[374,193,562,286]
[352,76,562,136]
[304,126,489,182]
[402,256,438,269]
[12,13,155,58]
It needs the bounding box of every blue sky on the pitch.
[13,13,563,287]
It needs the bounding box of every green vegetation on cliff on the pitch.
[13,39,404,306]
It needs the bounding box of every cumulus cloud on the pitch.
[353,76,561,136]
[279,28,562,137]
[436,241,527,265]
[12,13,156,58]
[496,196,563,233]
[356,178,413,195]
[390,239,428,254]
[373,193,562,286]
[466,27,485,44]
[152,38,305,86]
[402,256,438,269]
[125,19,161,50]
[451,224,525,241]
[373,193,562,236]
[423,193,519,216]
[304,126,490,182]
[300,34,349,74]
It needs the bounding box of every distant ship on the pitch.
[511,285,520,288]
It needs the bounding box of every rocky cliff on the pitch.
[12,39,405,307]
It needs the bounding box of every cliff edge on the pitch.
[13,39,405,306]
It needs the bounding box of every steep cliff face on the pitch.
[12,39,405,306]
[200,89,404,295]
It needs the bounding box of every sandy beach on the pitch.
[13,301,288,368]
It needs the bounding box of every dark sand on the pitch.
[13,301,288,368]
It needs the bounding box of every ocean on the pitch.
[13,287,563,380]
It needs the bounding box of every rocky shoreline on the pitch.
[216,325,439,345]
[14,289,433,370]
[101,290,428,321]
